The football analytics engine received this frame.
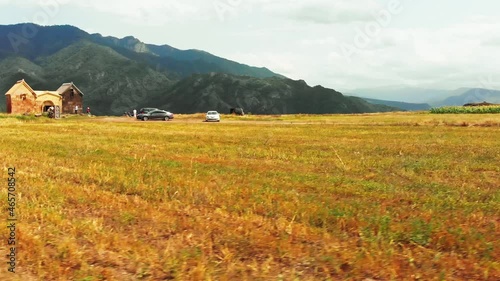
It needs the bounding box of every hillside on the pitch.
[0,24,88,60]
[0,57,48,112]
[90,34,282,79]
[0,40,173,115]
[149,73,398,114]
[0,23,282,79]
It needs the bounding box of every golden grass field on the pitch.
[0,112,499,280]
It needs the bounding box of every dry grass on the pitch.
[0,113,499,280]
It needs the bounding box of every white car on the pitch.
[206,111,220,122]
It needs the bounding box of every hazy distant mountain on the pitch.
[0,23,398,115]
[149,73,398,114]
[434,88,500,107]
[354,97,431,111]
[348,86,455,104]
[347,86,500,107]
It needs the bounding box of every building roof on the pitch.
[5,80,85,98]
[35,91,63,98]
[4,79,37,96]
[56,82,84,96]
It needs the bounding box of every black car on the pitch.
[137,110,174,121]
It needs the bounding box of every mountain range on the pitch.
[2,23,497,115]
[433,88,500,106]
[0,23,399,115]
[150,73,396,114]
[346,86,453,104]
[347,86,500,108]
[353,97,432,111]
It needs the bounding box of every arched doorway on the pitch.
[42,101,55,113]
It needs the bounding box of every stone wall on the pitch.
[8,93,36,114]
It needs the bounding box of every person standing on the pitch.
[86,106,91,115]
[133,109,137,118]
[75,105,79,114]
[48,106,54,118]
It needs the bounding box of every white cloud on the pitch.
[260,0,381,24]
[411,21,500,66]
[227,51,301,79]
[482,37,500,46]
[70,0,207,23]
[2,0,212,24]
[300,37,339,47]
[295,1,380,24]
[222,9,500,90]
[1,0,500,90]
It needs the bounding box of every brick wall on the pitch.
[61,89,84,114]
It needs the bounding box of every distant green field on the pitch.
[0,113,499,280]
[431,106,500,114]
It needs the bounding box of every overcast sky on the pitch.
[1,0,500,91]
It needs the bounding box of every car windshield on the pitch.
[208,111,218,115]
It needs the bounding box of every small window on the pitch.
[70,89,75,99]
[20,94,27,100]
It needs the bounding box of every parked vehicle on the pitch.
[137,109,174,121]
[230,107,245,116]
[206,111,220,122]
[138,108,158,114]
